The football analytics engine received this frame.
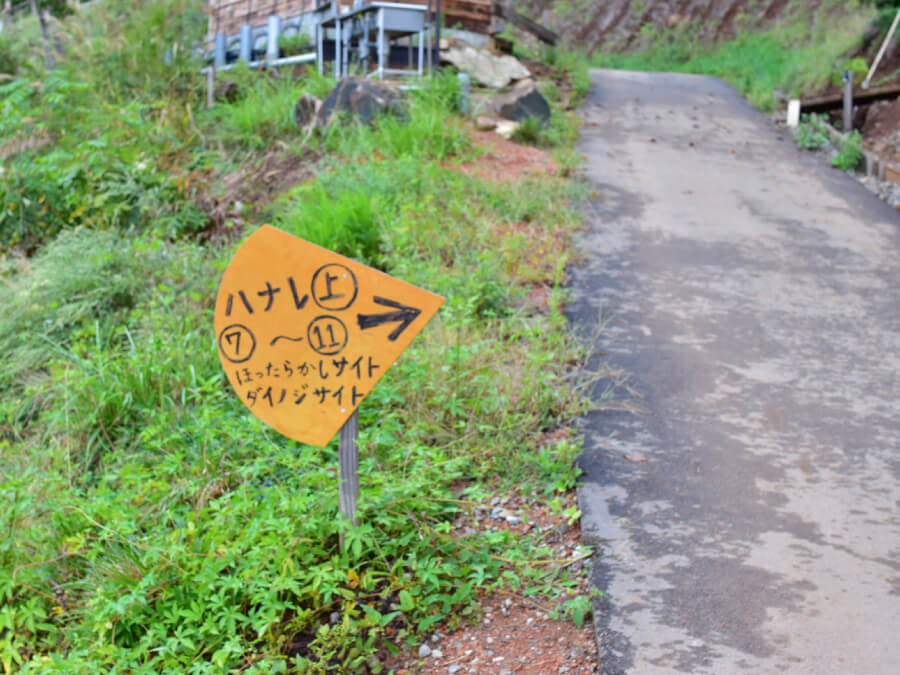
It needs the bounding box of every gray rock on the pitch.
[448,666,462,674]
[215,80,240,103]
[475,115,497,131]
[492,79,551,126]
[418,643,432,658]
[888,189,900,209]
[315,76,406,127]
[441,46,530,89]
[294,93,322,135]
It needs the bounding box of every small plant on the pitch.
[511,116,544,145]
[833,57,868,86]
[279,32,310,57]
[793,115,830,151]
[832,129,864,172]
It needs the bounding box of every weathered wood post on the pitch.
[338,410,360,550]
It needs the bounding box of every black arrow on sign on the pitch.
[357,296,422,341]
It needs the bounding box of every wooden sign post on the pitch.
[214,226,444,541]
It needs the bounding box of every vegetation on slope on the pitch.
[1,1,599,672]
[593,0,879,110]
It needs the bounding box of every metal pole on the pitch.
[208,0,217,109]
[214,31,227,67]
[239,0,253,61]
[377,6,384,79]
[335,15,341,78]
[338,410,359,551]
[362,10,370,73]
[266,14,280,65]
[316,10,323,76]
[842,71,853,132]
[240,23,252,61]
[417,21,423,76]
[434,0,440,72]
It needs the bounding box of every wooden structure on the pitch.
[207,0,493,38]
[800,83,900,115]
[208,0,316,38]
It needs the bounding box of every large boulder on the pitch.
[315,77,407,127]
[490,79,551,125]
[441,46,530,89]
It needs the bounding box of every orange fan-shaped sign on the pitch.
[214,225,444,446]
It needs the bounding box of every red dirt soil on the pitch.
[443,130,559,184]
[383,489,600,674]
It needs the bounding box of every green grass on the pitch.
[592,1,876,110]
[0,2,606,671]
[1,167,597,672]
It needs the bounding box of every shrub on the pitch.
[832,129,864,171]
[793,115,830,151]
[512,115,544,145]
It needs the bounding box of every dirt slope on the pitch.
[522,0,818,52]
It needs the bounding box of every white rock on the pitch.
[441,46,530,89]
[495,120,520,139]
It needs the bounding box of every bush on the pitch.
[512,115,544,145]
[832,129,864,171]
[833,56,868,85]
[0,37,19,75]
[0,229,214,436]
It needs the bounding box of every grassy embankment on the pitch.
[592,0,884,112]
[1,1,599,672]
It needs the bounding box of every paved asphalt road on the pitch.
[569,70,900,674]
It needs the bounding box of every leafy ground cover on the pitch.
[592,0,877,111]
[1,2,602,672]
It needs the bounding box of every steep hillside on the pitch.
[527,0,812,52]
